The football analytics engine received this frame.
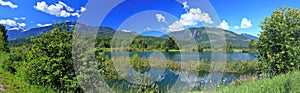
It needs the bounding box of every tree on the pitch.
[248,39,257,53]
[25,25,81,92]
[226,43,234,53]
[197,44,204,52]
[160,37,178,52]
[0,24,8,52]
[258,7,300,74]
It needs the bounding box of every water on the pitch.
[106,52,258,62]
[107,68,253,92]
[104,52,258,92]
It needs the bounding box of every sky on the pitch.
[0,0,300,36]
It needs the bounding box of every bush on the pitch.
[258,7,300,74]
[24,25,81,92]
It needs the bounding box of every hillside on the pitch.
[163,27,254,47]
[7,22,256,47]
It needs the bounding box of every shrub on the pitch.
[258,7,300,74]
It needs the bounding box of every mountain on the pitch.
[8,22,71,40]
[241,33,258,39]
[7,22,255,47]
[163,27,253,47]
[7,22,121,40]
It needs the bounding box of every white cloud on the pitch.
[14,17,26,20]
[233,26,240,29]
[34,1,86,18]
[167,21,184,32]
[60,10,70,17]
[58,1,74,12]
[179,8,213,26]
[0,0,18,9]
[217,20,229,30]
[7,27,20,30]
[182,1,189,10]
[121,30,132,32]
[37,23,52,27]
[240,18,252,28]
[0,19,17,26]
[155,14,166,23]
[71,13,80,17]
[18,23,26,27]
[167,8,213,32]
[80,7,87,12]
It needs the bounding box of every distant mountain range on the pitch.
[162,27,257,47]
[240,33,258,39]
[7,22,257,47]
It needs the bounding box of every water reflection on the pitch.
[106,52,258,62]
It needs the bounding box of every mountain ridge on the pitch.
[7,22,256,47]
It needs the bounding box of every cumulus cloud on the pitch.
[179,8,213,26]
[217,20,229,30]
[182,1,189,10]
[167,21,184,32]
[0,19,17,26]
[155,14,166,23]
[240,18,252,28]
[167,8,213,32]
[0,0,18,9]
[0,18,27,30]
[60,10,70,17]
[37,23,52,27]
[58,1,74,12]
[34,1,86,17]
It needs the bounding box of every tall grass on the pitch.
[218,71,300,93]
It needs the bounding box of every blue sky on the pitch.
[0,0,299,36]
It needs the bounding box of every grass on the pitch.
[0,52,55,93]
[217,71,300,93]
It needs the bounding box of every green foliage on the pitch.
[226,43,234,53]
[258,7,300,74]
[131,54,142,70]
[96,51,120,80]
[246,39,258,53]
[24,25,81,92]
[0,24,9,52]
[0,50,55,93]
[197,44,204,52]
[160,37,178,52]
[8,38,31,47]
[218,71,300,93]
[96,35,112,48]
